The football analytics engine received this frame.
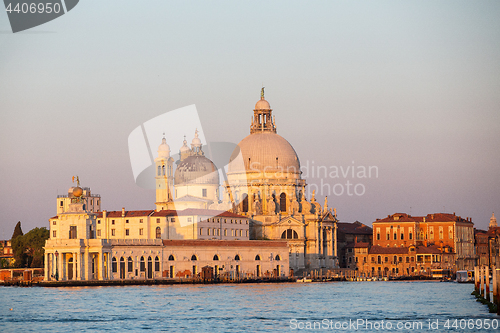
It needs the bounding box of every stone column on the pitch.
[98,251,104,280]
[58,252,64,281]
[334,223,338,258]
[72,253,77,280]
[77,252,82,280]
[44,252,49,281]
[84,247,89,280]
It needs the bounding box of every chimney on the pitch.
[122,207,125,217]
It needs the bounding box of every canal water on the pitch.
[1,281,497,332]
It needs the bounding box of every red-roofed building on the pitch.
[372,212,475,271]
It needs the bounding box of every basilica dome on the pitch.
[228,132,300,174]
[174,155,219,185]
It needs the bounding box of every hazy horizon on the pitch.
[1,1,499,239]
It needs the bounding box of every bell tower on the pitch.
[155,136,174,211]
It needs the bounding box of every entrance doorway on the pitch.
[169,265,175,278]
[120,257,125,279]
[256,265,261,277]
[147,257,153,279]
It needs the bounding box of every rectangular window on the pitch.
[111,229,115,236]
[224,229,227,236]
[97,230,101,237]
[97,220,101,224]
[400,233,404,240]
[200,228,203,236]
[231,229,234,236]
[239,230,242,237]
[69,225,77,239]
[53,230,56,238]
[171,218,176,222]
[377,233,380,240]
[139,228,144,236]
[126,219,129,224]
[125,229,129,236]
[60,200,63,207]
[409,232,413,240]
[208,228,211,236]
[394,233,397,240]
[140,219,143,223]
[245,230,248,237]
[386,233,390,240]
[112,220,115,225]
[52,221,56,225]
[157,218,160,224]
[187,217,192,223]
[202,189,207,197]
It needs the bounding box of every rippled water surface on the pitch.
[1,282,497,332]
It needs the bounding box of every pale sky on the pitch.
[1,1,499,239]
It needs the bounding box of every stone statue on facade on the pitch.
[301,194,311,215]
[254,194,262,215]
[267,194,276,215]
[291,198,299,215]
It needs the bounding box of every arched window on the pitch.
[213,254,219,261]
[112,257,117,273]
[168,254,175,261]
[255,255,261,261]
[275,255,281,261]
[280,193,287,212]
[157,165,161,176]
[162,165,165,176]
[191,254,197,261]
[127,256,133,272]
[242,194,248,213]
[281,229,298,239]
[155,256,160,272]
[156,227,161,239]
[140,256,145,272]
[235,254,240,261]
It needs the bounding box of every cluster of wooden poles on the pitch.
[474,266,500,315]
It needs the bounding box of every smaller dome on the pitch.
[180,137,190,153]
[191,129,202,147]
[72,187,83,197]
[255,97,271,110]
[174,155,219,185]
[158,137,170,158]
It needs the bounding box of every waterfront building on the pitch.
[371,212,475,271]
[336,221,372,268]
[44,127,289,281]
[0,240,14,267]
[474,229,489,267]
[223,89,339,274]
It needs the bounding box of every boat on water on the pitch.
[456,270,474,283]
[296,278,312,283]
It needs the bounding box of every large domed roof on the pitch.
[174,155,219,185]
[228,132,300,174]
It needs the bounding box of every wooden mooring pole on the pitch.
[485,266,490,302]
[492,267,497,305]
[480,266,484,297]
[475,266,479,293]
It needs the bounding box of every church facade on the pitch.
[224,89,339,273]
[43,89,338,282]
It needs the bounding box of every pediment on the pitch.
[320,210,337,222]
[273,216,303,227]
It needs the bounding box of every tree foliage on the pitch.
[11,221,23,239]
[11,227,49,268]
